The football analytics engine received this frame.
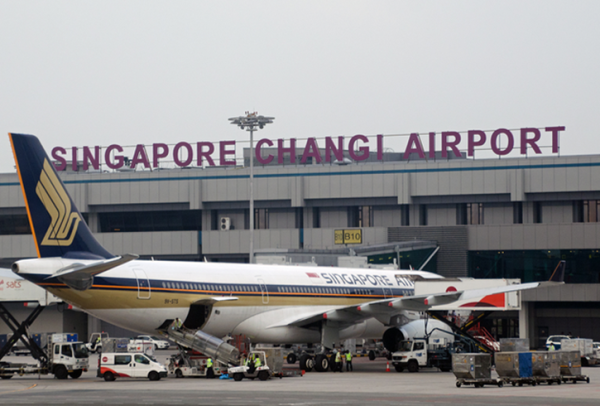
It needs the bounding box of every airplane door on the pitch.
[133,269,151,299]
[382,287,392,299]
[256,277,269,304]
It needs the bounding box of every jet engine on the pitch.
[382,319,454,352]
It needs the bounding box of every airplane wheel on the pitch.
[314,354,330,372]
[299,354,313,372]
[233,373,244,382]
[104,371,115,382]
[368,351,376,361]
[175,369,183,378]
[287,353,297,364]
[69,370,83,379]
[456,381,461,387]
[258,371,269,381]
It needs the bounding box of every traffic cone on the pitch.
[386,361,390,372]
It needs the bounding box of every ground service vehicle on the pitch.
[99,352,167,381]
[0,335,89,379]
[228,349,282,381]
[86,332,109,353]
[391,337,455,372]
[168,351,224,378]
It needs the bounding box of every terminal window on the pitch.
[0,214,31,235]
[99,210,202,232]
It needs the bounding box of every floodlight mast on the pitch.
[228,112,275,263]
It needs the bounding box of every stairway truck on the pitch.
[163,324,240,366]
[0,337,89,380]
[98,352,168,381]
[391,337,453,373]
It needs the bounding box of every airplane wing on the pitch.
[267,280,562,329]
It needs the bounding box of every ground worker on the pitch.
[334,350,343,373]
[94,335,101,351]
[549,343,556,351]
[206,357,214,379]
[345,351,353,372]
[254,355,262,370]
[175,318,183,329]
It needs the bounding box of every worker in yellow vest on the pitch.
[345,351,353,371]
[206,357,214,379]
[334,351,343,373]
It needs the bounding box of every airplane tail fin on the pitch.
[549,260,566,282]
[9,133,113,260]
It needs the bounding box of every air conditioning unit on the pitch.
[220,217,231,231]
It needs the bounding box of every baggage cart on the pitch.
[453,353,501,388]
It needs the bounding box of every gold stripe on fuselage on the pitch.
[39,284,398,310]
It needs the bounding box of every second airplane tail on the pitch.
[9,133,113,260]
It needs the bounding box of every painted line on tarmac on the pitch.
[0,383,37,395]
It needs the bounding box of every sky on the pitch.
[1,1,599,172]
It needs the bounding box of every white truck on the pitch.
[391,337,455,373]
[561,338,597,366]
[0,334,89,379]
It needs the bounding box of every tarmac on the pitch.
[1,351,600,405]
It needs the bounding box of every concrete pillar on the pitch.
[519,301,529,340]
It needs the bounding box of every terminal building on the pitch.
[1,128,599,347]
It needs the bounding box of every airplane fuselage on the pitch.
[14,257,439,342]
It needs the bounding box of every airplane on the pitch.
[7,133,564,371]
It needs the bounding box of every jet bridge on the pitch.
[160,323,240,366]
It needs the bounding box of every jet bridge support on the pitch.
[0,303,48,363]
[160,323,240,366]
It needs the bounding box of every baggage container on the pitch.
[101,338,130,353]
[499,338,529,352]
[531,351,560,378]
[561,339,596,366]
[495,352,532,378]
[451,353,491,380]
[558,350,581,376]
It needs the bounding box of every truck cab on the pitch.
[49,341,89,379]
[391,337,453,373]
[392,339,427,372]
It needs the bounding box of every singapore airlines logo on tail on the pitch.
[35,159,81,246]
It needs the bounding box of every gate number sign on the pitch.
[334,229,362,245]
